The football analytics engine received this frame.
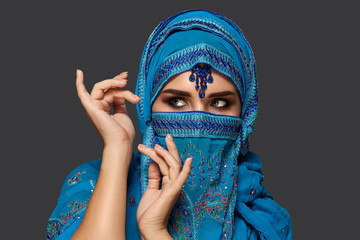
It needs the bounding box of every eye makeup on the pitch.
[210,98,230,108]
[167,97,188,108]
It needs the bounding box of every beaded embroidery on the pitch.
[149,111,242,240]
[47,200,89,239]
[249,187,257,198]
[151,111,242,140]
[150,44,243,105]
[66,170,86,187]
[166,141,239,240]
[46,219,63,239]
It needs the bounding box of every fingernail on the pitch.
[134,95,141,101]
[138,144,145,149]
[155,144,163,149]
[167,134,173,141]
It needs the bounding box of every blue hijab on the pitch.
[46,9,292,240]
[131,9,292,240]
[136,9,257,144]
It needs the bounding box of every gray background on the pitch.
[1,0,358,239]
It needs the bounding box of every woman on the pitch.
[47,9,292,240]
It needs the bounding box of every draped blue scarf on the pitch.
[128,9,292,240]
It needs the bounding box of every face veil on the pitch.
[153,111,243,239]
[134,9,259,240]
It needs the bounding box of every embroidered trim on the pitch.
[140,125,159,195]
[150,44,244,105]
[151,111,242,140]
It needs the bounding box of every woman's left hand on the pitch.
[136,134,192,240]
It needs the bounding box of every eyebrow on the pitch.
[161,89,236,98]
[207,91,236,98]
[161,89,191,97]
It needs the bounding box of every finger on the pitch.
[112,97,127,114]
[138,144,169,176]
[147,162,161,190]
[103,88,140,105]
[172,157,193,191]
[75,69,91,102]
[165,134,181,165]
[112,92,141,115]
[91,79,128,100]
[113,71,128,80]
[154,144,181,181]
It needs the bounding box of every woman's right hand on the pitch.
[75,69,140,146]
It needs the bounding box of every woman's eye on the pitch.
[168,98,187,107]
[211,99,228,108]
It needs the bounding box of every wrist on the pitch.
[104,138,133,151]
[101,141,132,171]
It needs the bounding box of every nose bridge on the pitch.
[192,98,206,111]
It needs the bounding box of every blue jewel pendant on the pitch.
[189,63,213,98]
[189,73,195,82]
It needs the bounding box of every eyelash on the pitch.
[167,97,230,109]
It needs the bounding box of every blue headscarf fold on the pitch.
[135,9,258,149]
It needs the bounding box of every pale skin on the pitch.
[71,68,241,240]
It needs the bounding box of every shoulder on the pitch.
[236,151,293,239]
[56,159,102,210]
[59,159,101,193]
[47,155,140,239]
[47,160,101,239]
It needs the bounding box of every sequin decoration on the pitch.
[46,219,63,239]
[189,63,213,98]
[47,200,89,239]
[66,170,86,187]
[249,187,257,197]
[165,139,239,240]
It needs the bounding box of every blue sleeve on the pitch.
[46,160,101,240]
[234,152,293,240]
